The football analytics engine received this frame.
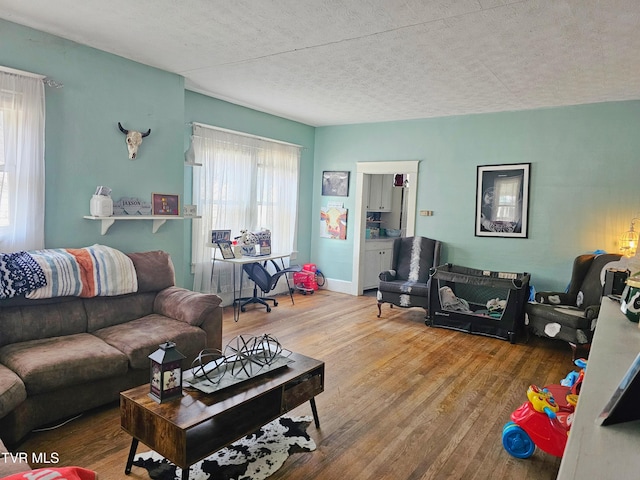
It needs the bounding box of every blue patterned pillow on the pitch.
[0,251,47,299]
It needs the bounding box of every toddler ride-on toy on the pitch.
[502,359,585,459]
[292,264,325,295]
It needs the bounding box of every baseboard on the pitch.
[323,278,356,295]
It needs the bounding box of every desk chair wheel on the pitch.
[273,299,278,307]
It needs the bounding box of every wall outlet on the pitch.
[420,210,434,216]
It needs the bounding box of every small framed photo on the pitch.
[322,171,350,197]
[211,229,231,244]
[152,193,180,216]
[216,240,235,259]
[183,204,197,217]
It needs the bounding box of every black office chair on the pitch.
[240,260,302,312]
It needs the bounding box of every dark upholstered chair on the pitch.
[526,252,621,358]
[241,260,301,312]
[377,236,442,318]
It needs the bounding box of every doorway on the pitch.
[352,161,420,295]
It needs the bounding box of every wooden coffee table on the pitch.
[121,352,324,480]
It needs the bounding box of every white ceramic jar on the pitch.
[90,195,113,217]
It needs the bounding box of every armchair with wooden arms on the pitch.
[376,236,442,318]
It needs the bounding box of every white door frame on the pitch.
[352,160,420,295]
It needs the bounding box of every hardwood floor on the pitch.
[17,290,572,479]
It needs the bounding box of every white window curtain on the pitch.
[0,71,45,252]
[191,124,300,304]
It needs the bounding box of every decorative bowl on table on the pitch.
[386,229,402,237]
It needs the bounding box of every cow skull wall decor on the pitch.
[118,122,151,159]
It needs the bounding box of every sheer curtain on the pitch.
[191,124,300,304]
[0,71,45,252]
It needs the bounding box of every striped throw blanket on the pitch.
[26,244,138,299]
[0,251,47,299]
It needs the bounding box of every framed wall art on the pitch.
[322,171,350,197]
[475,163,530,238]
[152,193,180,216]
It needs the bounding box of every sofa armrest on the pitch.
[154,286,222,327]
[535,291,578,306]
[379,270,397,282]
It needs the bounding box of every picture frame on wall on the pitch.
[152,193,180,216]
[475,163,530,238]
[322,171,350,196]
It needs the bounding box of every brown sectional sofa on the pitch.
[0,250,223,448]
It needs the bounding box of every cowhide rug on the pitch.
[133,415,316,480]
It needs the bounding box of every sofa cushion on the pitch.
[0,333,128,395]
[84,292,156,331]
[0,364,26,419]
[0,301,88,348]
[92,315,207,369]
[127,251,175,293]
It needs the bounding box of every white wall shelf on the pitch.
[84,215,185,235]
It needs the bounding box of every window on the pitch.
[0,69,45,251]
[190,124,301,301]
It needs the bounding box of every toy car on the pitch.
[502,384,574,458]
[502,358,585,459]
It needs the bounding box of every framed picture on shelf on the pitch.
[183,205,198,217]
[322,171,350,197]
[475,163,530,238]
[216,240,235,259]
[151,193,180,216]
[211,229,232,244]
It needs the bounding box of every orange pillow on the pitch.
[2,466,97,480]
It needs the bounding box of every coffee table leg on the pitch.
[125,438,139,474]
[182,466,190,480]
[310,397,320,428]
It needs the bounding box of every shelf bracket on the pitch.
[152,219,167,234]
[100,218,116,235]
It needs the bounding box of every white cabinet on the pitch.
[366,174,394,211]
[363,240,394,290]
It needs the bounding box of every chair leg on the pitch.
[569,342,591,360]
[238,284,273,312]
[377,301,382,317]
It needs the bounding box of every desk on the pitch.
[213,252,292,321]
[556,297,640,479]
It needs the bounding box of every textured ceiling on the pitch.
[1,0,639,126]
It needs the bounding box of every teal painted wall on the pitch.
[314,102,640,292]
[4,18,640,294]
[0,19,314,288]
[0,19,188,282]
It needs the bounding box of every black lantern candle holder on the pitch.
[149,341,186,403]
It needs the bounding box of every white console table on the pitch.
[556,297,640,479]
